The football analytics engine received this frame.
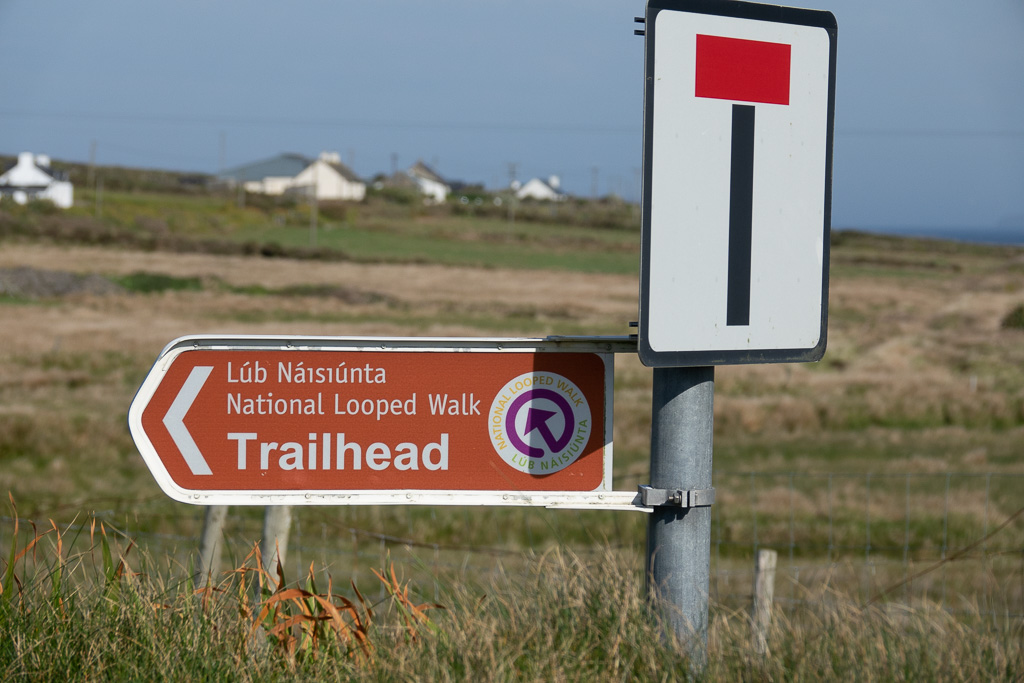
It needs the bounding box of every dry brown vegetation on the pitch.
[2,226,1024,678]
[2,233,1024,513]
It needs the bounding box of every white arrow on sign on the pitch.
[161,365,214,475]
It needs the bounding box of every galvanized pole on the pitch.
[646,365,714,665]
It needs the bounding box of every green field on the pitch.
[2,186,1023,679]
[3,187,641,273]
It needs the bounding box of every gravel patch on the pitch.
[0,266,124,298]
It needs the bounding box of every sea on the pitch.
[837,226,1024,247]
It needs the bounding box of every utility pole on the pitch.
[310,160,319,247]
[218,131,226,174]
[506,162,519,225]
[87,140,96,189]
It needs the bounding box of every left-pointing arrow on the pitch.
[163,366,214,475]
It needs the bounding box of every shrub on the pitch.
[1001,304,1024,330]
[113,272,203,294]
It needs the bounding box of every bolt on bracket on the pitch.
[638,485,716,509]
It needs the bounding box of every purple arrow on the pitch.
[523,407,561,457]
[506,388,575,458]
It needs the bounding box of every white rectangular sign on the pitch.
[638,0,837,366]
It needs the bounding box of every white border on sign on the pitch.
[127,335,636,509]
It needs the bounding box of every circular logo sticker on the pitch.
[487,371,592,475]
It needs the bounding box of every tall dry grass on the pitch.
[1,506,1021,681]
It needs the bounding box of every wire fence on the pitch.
[710,471,1024,623]
[4,471,1023,621]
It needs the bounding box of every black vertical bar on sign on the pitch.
[727,104,755,326]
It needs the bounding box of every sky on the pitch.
[1,0,1022,234]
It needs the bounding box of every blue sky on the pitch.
[1,0,1022,233]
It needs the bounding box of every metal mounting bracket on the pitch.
[638,485,716,509]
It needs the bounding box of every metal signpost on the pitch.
[638,0,837,660]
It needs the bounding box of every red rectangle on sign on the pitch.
[695,34,791,105]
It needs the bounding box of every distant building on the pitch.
[516,176,566,202]
[374,161,451,203]
[219,153,309,196]
[407,161,450,203]
[218,151,365,201]
[0,152,74,208]
[289,152,366,201]
[373,170,420,193]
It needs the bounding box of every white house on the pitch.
[218,151,365,201]
[516,176,566,202]
[0,152,74,208]
[290,152,366,201]
[407,161,450,203]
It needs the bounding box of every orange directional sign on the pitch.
[128,336,621,506]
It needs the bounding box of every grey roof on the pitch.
[381,171,420,190]
[409,160,447,185]
[0,156,61,184]
[325,161,362,183]
[218,153,310,182]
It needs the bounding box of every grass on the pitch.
[2,189,641,274]
[3,187,1024,676]
[205,302,608,336]
[304,223,638,273]
[0,514,1020,681]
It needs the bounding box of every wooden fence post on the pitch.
[196,505,228,586]
[261,506,292,588]
[752,548,778,656]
